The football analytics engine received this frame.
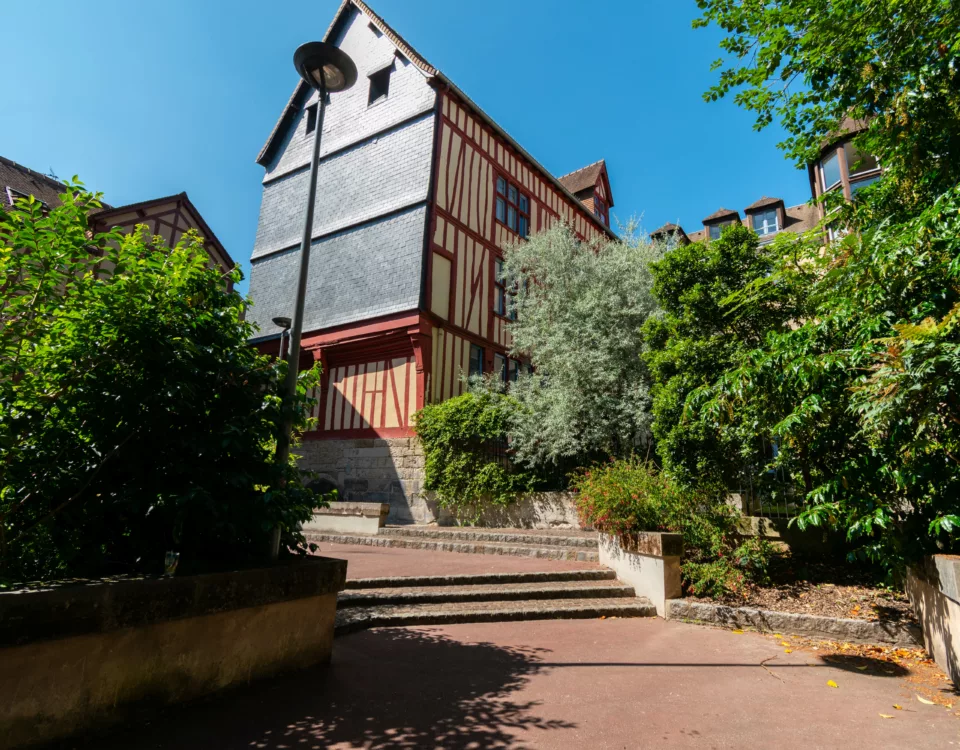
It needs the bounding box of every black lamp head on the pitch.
[293,41,358,93]
[272,316,292,330]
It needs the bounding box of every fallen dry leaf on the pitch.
[916,695,935,705]
[856,665,868,671]
[732,629,744,634]
[784,649,793,654]
[780,641,790,647]
[827,680,839,688]
[772,634,783,639]
[893,705,902,710]
[879,714,894,719]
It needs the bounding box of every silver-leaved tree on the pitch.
[495,222,662,469]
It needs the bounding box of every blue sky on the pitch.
[2,1,811,294]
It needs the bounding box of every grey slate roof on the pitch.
[0,156,67,209]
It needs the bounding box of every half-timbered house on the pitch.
[1,155,234,273]
[248,0,615,522]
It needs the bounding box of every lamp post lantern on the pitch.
[270,42,357,559]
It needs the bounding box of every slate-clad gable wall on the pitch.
[262,5,436,183]
[248,4,438,340]
[252,113,434,260]
[248,205,427,337]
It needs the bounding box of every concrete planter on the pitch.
[0,556,347,749]
[598,532,682,617]
[907,555,960,684]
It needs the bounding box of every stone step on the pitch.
[379,526,598,549]
[335,597,656,635]
[307,532,600,562]
[339,579,634,608]
[345,569,616,590]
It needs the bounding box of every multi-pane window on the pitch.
[493,354,522,384]
[494,353,507,382]
[496,176,529,238]
[753,208,779,237]
[469,344,484,377]
[594,195,608,225]
[844,143,880,179]
[708,221,734,240]
[820,150,842,191]
[493,259,516,319]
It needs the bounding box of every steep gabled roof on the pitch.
[256,0,615,237]
[93,192,234,269]
[744,196,784,212]
[702,207,740,223]
[0,155,68,209]
[558,160,605,195]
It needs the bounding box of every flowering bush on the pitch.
[571,459,774,597]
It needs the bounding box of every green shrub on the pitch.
[0,185,321,584]
[415,389,543,522]
[570,459,774,596]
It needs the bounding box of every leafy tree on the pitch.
[498,223,661,468]
[643,224,800,490]
[695,0,960,206]
[689,190,960,574]
[0,185,320,584]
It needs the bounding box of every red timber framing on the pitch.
[91,193,234,274]
[296,312,432,440]
[424,89,610,401]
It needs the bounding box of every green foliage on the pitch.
[414,389,542,521]
[570,459,774,596]
[0,184,321,584]
[499,223,662,467]
[695,0,960,207]
[643,225,799,489]
[691,187,960,575]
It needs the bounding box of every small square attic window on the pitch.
[368,66,391,105]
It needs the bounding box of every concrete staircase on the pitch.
[335,569,656,635]
[306,525,601,562]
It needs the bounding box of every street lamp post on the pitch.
[270,42,357,559]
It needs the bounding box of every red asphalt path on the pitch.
[61,618,958,749]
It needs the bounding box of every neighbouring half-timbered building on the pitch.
[1,155,234,274]
[248,0,615,522]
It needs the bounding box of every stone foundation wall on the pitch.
[297,437,434,524]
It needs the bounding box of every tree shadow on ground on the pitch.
[55,627,572,750]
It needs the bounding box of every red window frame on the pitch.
[594,194,608,225]
[495,174,530,238]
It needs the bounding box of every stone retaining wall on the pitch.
[298,437,434,524]
[438,492,582,529]
[0,557,346,749]
[667,599,923,647]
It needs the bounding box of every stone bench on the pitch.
[304,502,390,535]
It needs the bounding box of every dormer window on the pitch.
[708,223,733,240]
[594,194,608,225]
[495,175,529,238]
[368,65,392,105]
[753,208,779,237]
[819,141,881,194]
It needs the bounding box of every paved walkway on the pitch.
[318,541,604,579]
[64,618,957,749]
